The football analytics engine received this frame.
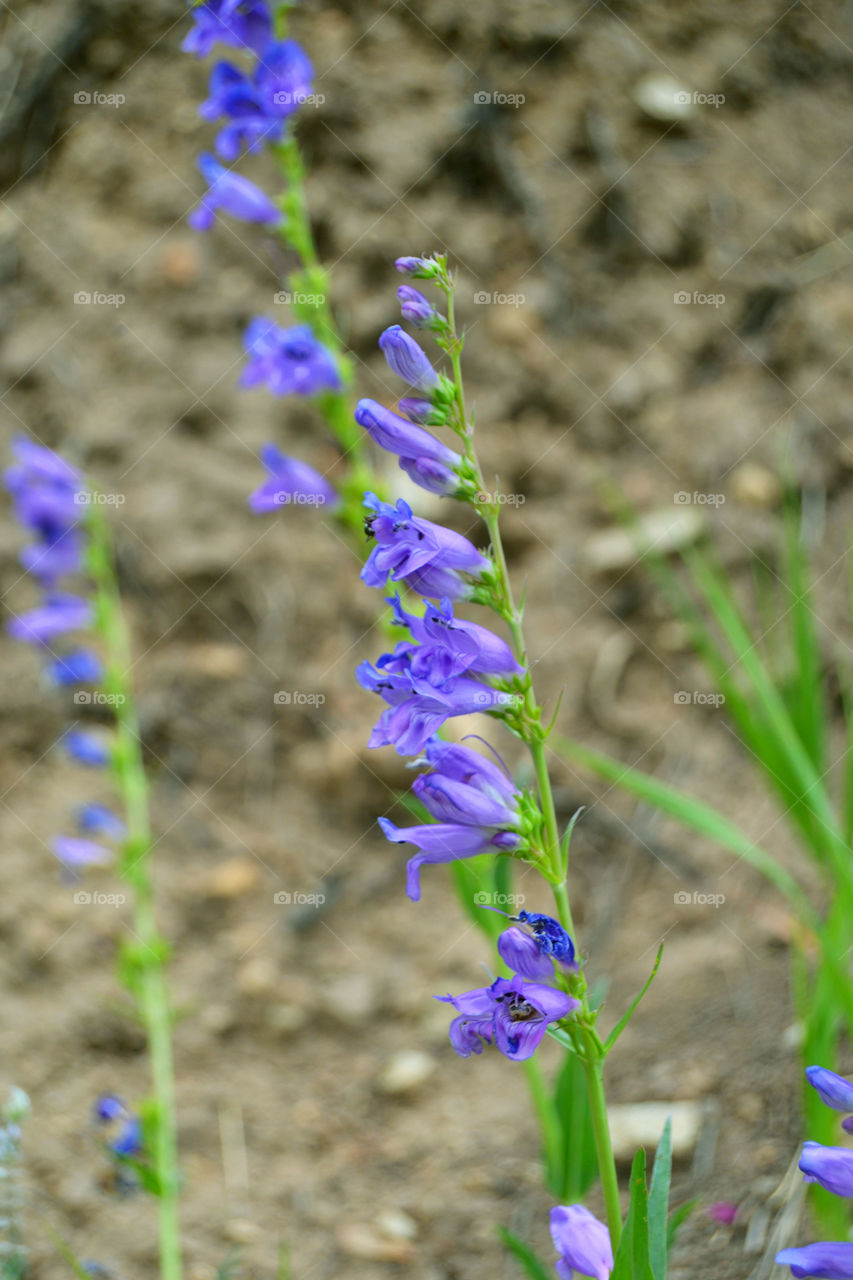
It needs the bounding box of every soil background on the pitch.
[1,1,852,1277]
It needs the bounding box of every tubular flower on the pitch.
[355,398,461,496]
[181,0,273,58]
[550,1205,613,1280]
[397,286,436,328]
[361,493,488,598]
[248,444,337,513]
[389,594,522,676]
[199,41,314,158]
[806,1067,853,1118]
[379,325,439,392]
[437,975,577,1062]
[240,318,341,396]
[189,153,282,231]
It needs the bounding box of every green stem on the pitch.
[443,274,622,1250]
[89,511,182,1280]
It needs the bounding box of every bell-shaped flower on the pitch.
[361,493,487,598]
[550,1204,613,1280]
[379,326,439,392]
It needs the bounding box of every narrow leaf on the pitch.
[604,945,663,1054]
[497,1227,553,1280]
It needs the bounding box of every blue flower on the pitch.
[361,493,487,598]
[240,318,340,396]
[379,816,519,901]
[550,1205,613,1280]
[355,398,461,495]
[248,444,337,513]
[181,0,273,58]
[189,153,282,231]
[46,648,103,686]
[8,594,92,646]
[200,41,314,158]
[4,438,86,583]
[379,325,439,392]
[799,1142,853,1198]
[93,1095,142,1158]
[64,730,111,767]
[389,594,522,676]
[776,1245,853,1278]
[397,286,436,328]
[807,1066,853,1117]
[77,804,127,841]
[437,974,577,1061]
[52,836,113,868]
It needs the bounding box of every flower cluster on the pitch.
[183,0,341,513]
[776,1065,853,1278]
[4,441,124,871]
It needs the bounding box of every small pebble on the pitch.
[377,1050,436,1095]
[205,859,260,899]
[634,74,695,122]
[336,1222,414,1262]
[607,1101,702,1160]
[730,462,780,508]
[224,1218,261,1245]
[376,1208,418,1241]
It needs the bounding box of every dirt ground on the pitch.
[2,0,853,1276]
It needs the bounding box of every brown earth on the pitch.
[1,0,852,1276]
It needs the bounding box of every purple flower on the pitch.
[64,730,111,767]
[776,1245,853,1278]
[397,286,436,328]
[379,326,439,392]
[248,444,337,513]
[412,769,517,828]
[8,594,92,645]
[181,0,272,58]
[550,1205,613,1280]
[355,399,460,488]
[94,1095,142,1158]
[4,439,87,583]
[189,153,282,231]
[807,1067,853,1116]
[361,493,487,598]
[46,649,103,686]
[397,397,433,423]
[52,835,113,868]
[200,42,314,158]
[438,974,577,1061]
[240,319,341,396]
[77,804,127,841]
[379,816,518,901]
[799,1142,853,1198]
[708,1202,738,1225]
[422,738,516,801]
[498,926,557,981]
[394,256,439,279]
[390,594,522,676]
[94,1095,126,1123]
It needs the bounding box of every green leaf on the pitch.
[552,1049,598,1201]
[604,945,663,1054]
[497,1227,554,1280]
[648,1118,672,1280]
[667,1199,695,1249]
[611,1149,654,1280]
[40,1221,96,1280]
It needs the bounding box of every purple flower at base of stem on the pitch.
[550,1205,614,1280]
[437,974,577,1061]
[189,153,282,231]
[248,444,338,513]
[776,1244,853,1278]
